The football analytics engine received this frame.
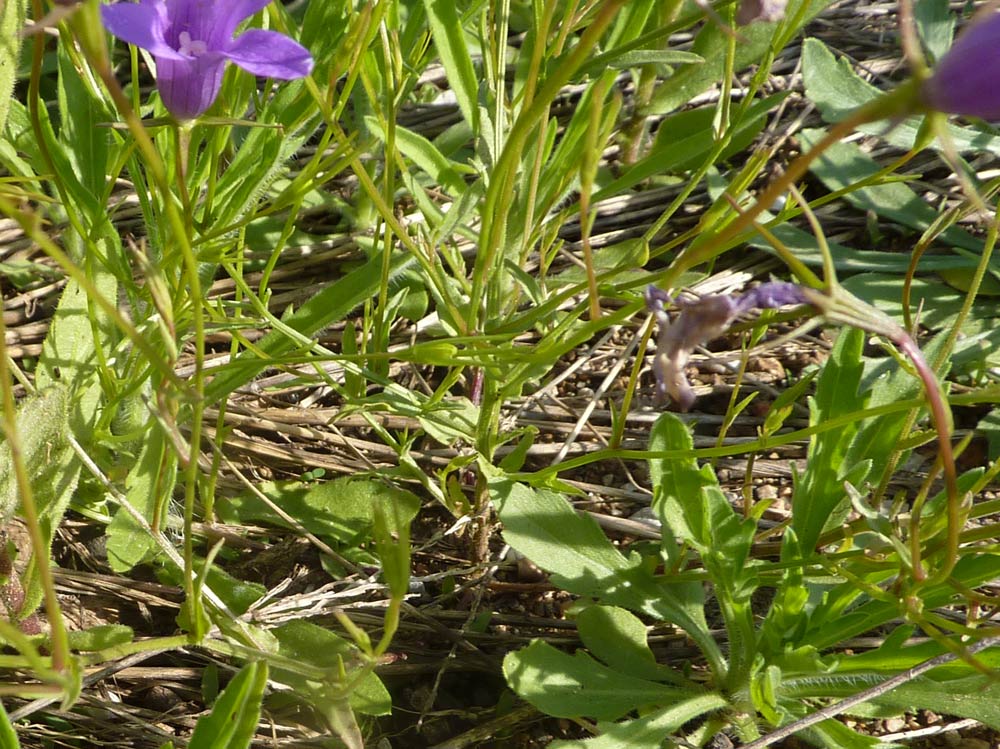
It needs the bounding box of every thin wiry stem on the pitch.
[737,635,1000,749]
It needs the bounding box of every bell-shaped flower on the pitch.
[101,0,314,121]
[923,11,1000,121]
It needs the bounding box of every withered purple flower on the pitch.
[923,11,1000,121]
[645,282,809,411]
[736,0,787,26]
[101,0,314,121]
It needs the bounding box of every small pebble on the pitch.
[883,717,905,733]
[756,484,778,501]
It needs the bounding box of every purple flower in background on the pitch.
[645,282,809,411]
[101,0,314,120]
[923,11,1000,121]
[736,0,787,25]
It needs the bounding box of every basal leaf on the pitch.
[218,477,419,546]
[802,38,997,153]
[492,478,721,668]
[645,0,831,115]
[648,413,755,587]
[575,605,681,684]
[799,129,980,251]
[57,39,111,202]
[202,249,414,405]
[503,640,695,721]
[272,620,391,716]
[0,699,19,749]
[189,661,267,749]
[548,693,728,749]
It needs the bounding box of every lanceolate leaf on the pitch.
[548,693,728,749]
[188,661,268,749]
[788,327,870,558]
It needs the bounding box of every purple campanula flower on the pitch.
[645,282,809,411]
[923,11,1000,121]
[101,0,314,121]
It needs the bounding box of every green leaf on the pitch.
[549,238,649,287]
[0,0,24,137]
[603,50,704,68]
[575,605,681,684]
[803,552,999,650]
[0,699,20,749]
[57,39,111,201]
[106,426,176,572]
[422,0,479,131]
[802,38,996,153]
[804,718,903,749]
[800,128,980,251]
[372,499,411,599]
[218,477,419,547]
[789,328,870,557]
[66,624,134,652]
[753,223,992,274]
[841,272,991,331]
[914,0,954,62]
[648,414,755,581]
[492,478,721,669]
[595,93,788,200]
[548,693,728,749]
[272,620,391,716]
[188,661,268,749]
[0,386,71,525]
[0,384,78,618]
[847,332,951,484]
[366,119,470,196]
[785,667,1000,731]
[503,640,696,721]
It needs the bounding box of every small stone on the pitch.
[756,484,778,501]
[883,717,906,733]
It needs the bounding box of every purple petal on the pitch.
[101,0,186,60]
[733,281,809,315]
[224,29,314,79]
[924,12,1000,120]
[650,295,737,411]
[157,0,270,51]
[155,52,227,120]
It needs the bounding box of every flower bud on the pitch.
[923,12,1000,120]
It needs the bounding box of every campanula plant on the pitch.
[5,0,1000,746]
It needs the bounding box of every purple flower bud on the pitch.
[923,11,1000,120]
[645,282,809,410]
[101,0,314,121]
